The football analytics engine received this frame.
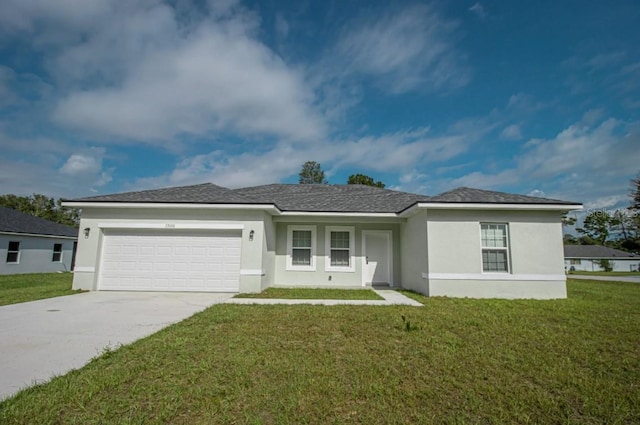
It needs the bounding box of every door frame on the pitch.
[361,230,393,287]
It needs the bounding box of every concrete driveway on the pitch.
[0,291,233,401]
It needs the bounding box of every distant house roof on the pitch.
[68,183,580,213]
[564,245,638,259]
[0,206,78,238]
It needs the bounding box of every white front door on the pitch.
[98,230,241,292]
[363,231,392,286]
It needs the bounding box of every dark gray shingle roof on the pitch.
[428,187,579,205]
[564,245,638,258]
[0,206,78,238]
[231,184,429,213]
[69,183,580,213]
[71,183,253,204]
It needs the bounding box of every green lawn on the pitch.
[1,279,639,424]
[569,271,640,277]
[235,287,384,300]
[0,272,81,306]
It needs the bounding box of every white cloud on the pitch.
[334,4,469,93]
[448,117,640,208]
[500,124,522,140]
[131,122,481,190]
[0,0,115,36]
[61,153,100,175]
[468,3,487,19]
[3,1,325,144]
[59,148,112,190]
[527,189,545,197]
[0,145,111,198]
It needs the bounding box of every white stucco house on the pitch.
[564,245,639,272]
[63,183,582,299]
[0,206,78,274]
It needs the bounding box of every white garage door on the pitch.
[98,230,241,292]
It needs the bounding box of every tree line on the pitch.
[564,172,640,252]
[298,161,385,187]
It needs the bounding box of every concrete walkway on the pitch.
[225,289,423,306]
[569,274,640,283]
[0,291,233,401]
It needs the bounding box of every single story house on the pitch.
[564,245,639,272]
[0,206,78,274]
[63,183,582,299]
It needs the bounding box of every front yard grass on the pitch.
[569,270,640,276]
[1,278,639,424]
[0,272,81,306]
[235,287,384,300]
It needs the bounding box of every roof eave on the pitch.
[61,201,282,214]
[399,202,583,217]
[0,230,78,239]
[277,211,399,218]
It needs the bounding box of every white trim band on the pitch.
[423,273,567,281]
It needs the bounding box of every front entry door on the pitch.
[363,231,392,286]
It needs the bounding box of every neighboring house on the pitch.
[0,206,78,275]
[564,245,639,272]
[63,184,582,299]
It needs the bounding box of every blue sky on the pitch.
[0,0,638,212]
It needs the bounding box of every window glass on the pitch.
[6,241,20,263]
[480,224,509,272]
[288,227,315,269]
[52,243,63,262]
[330,249,350,266]
[331,231,350,249]
[292,248,311,266]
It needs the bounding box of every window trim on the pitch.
[325,226,356,272]
[286,225,316,271]
[6,241,20,264]
[52,243,63,263]
[480,223,511,273]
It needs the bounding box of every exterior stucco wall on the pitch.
[428,279,566,299]
[399,212,428,294]
[72,207,269,292]
[565,258,640,272]
[273,219,401,288]
[424,209,567,299]
[0,233,76,275]
[261,212,277,290]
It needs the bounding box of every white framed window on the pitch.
[6,241,20,264]
[569,259,581,265]
[325,226,355,272]
[286,225,316,271]
[480,223,510,273]
[52,243,63,262]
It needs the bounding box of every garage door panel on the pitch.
[99,231,241,292]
